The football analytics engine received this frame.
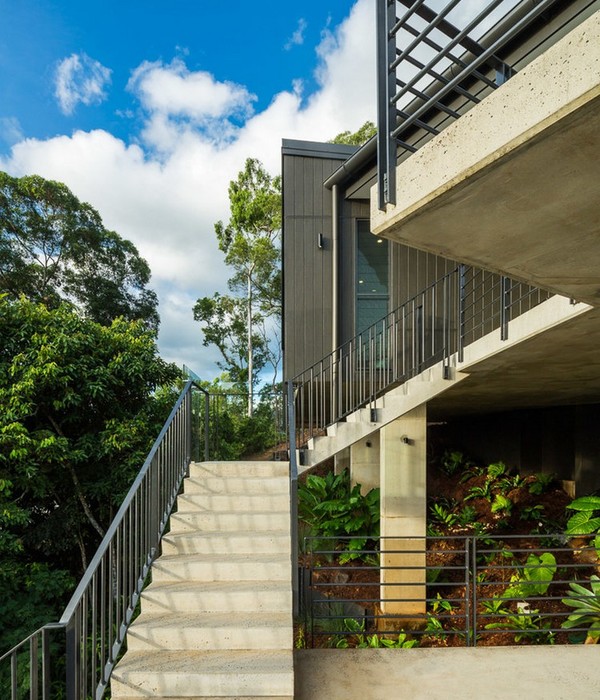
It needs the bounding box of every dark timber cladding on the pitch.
[282,140,357,380]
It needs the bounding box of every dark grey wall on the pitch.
[282,142,356,380]
[430,404,600,496]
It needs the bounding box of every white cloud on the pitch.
[285,18,308,50]
[0,0,376,378]
[55,53,112,115]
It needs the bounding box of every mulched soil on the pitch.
[298,465,599,649]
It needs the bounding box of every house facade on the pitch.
[282,0,600,498]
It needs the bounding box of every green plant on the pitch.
[459,464,485,483]
[335,618,417,648]
[491,494,513,515]
[430,502,459,528]
[297,469,380,563]
[487,461,507,480]
[485,608,554,644]
[528,473,556,495]
[480,598,508,615]
[457,505,478,527]
[423,614,446,638]
[565,496,600,535]
[464,481,493,502]
[503,552,557,599]
[440,450,470,477]
[521,504,545,522]
[429,593,455,615]
[561,575,600,644]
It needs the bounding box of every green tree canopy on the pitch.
[0,295,178,652]
[0,172,159,330]
[330,120,376,146]
[193,158,281,414]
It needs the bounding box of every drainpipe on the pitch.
[331,184,339,421]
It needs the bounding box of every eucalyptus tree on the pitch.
[194,158,281,415]
[0,171,159,330]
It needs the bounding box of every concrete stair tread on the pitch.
[155,551,288,565]
[112,649,293,697]
[126,611,292,651]
[190,461,289,478]
[175,492,289,509]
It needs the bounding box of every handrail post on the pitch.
[500,275,511,341]
[458,264,466,363]
[65,616,79,700]
[286,381,300,618]
[203,389,210,461]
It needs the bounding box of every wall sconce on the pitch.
[401,435,412,445]
[317,233,324,249]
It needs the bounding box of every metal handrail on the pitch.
[0,379,204,700]
[290,266,552,448]
[286,381,300,618]
[376,0,577,208]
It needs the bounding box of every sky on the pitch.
[0,0,377,379]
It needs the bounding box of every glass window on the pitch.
[356,219,389,335]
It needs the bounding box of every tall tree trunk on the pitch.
[247,274,253,417]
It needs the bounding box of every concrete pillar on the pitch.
[380,405,427,619]
[349,435,380,494]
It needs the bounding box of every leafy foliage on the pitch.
[194,158,281,412]
[565,495,600,535]
[330,121,377,146]
[335,617,418,648]
[0,172,159,330]
[298,469,380,563]
[0,296,178,651]
[503,552,557,598]
[561,575,600,643]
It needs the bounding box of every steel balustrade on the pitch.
[0,380,204,700]
[290,266,551,449]
[376,0,573,209]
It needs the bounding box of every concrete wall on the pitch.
[431,404,600,495]
[294,647,600,699]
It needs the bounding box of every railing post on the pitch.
[65,616,79,700]
[286,381,299,618]
[377,0,397,209]
[203,389,210,462]
[500,275,511,341]
[458,264,467,363]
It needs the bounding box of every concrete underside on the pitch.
[430,303,600,419]
[371,10,600,306]
[294,647,600,699]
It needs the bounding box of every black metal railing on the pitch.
[291,265,551,447]
[377,0,574,209]
[0,379,203,700]
[301,534,600,648]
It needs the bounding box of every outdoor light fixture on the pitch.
[317,232,324,249]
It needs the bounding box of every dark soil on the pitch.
[299,463,599,649]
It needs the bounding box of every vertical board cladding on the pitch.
[282,141,357,380]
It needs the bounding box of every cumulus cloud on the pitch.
[285,18,308,50]
[55,53,112,115]
[1,0,376,376]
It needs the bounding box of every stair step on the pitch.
[151,553,289,583]
[169,511,289,533]
[161,531,290,556]
[111,649,294,697]
[126,611,292,651]
[184,475,288,496]
[190,461,289,478]
[140,580,292,614]
[175,492,289,511]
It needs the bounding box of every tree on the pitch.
[0,295,178,652]
[0,172,159,330]
[194,158,281,415]
[330,120,376,146]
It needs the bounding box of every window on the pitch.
[356,219,389,335]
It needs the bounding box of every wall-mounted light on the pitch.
[317,233,324,249]
[401,435,412,445]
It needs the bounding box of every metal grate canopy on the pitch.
[376,0,580,209]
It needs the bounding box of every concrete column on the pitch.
[349,435,380,494]
[380,405,427,619]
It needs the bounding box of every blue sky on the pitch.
[0,0,376,377]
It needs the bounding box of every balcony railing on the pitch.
[291,265,551,448]
[376,0,580,209]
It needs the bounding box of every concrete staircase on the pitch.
[111,461,294,700]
